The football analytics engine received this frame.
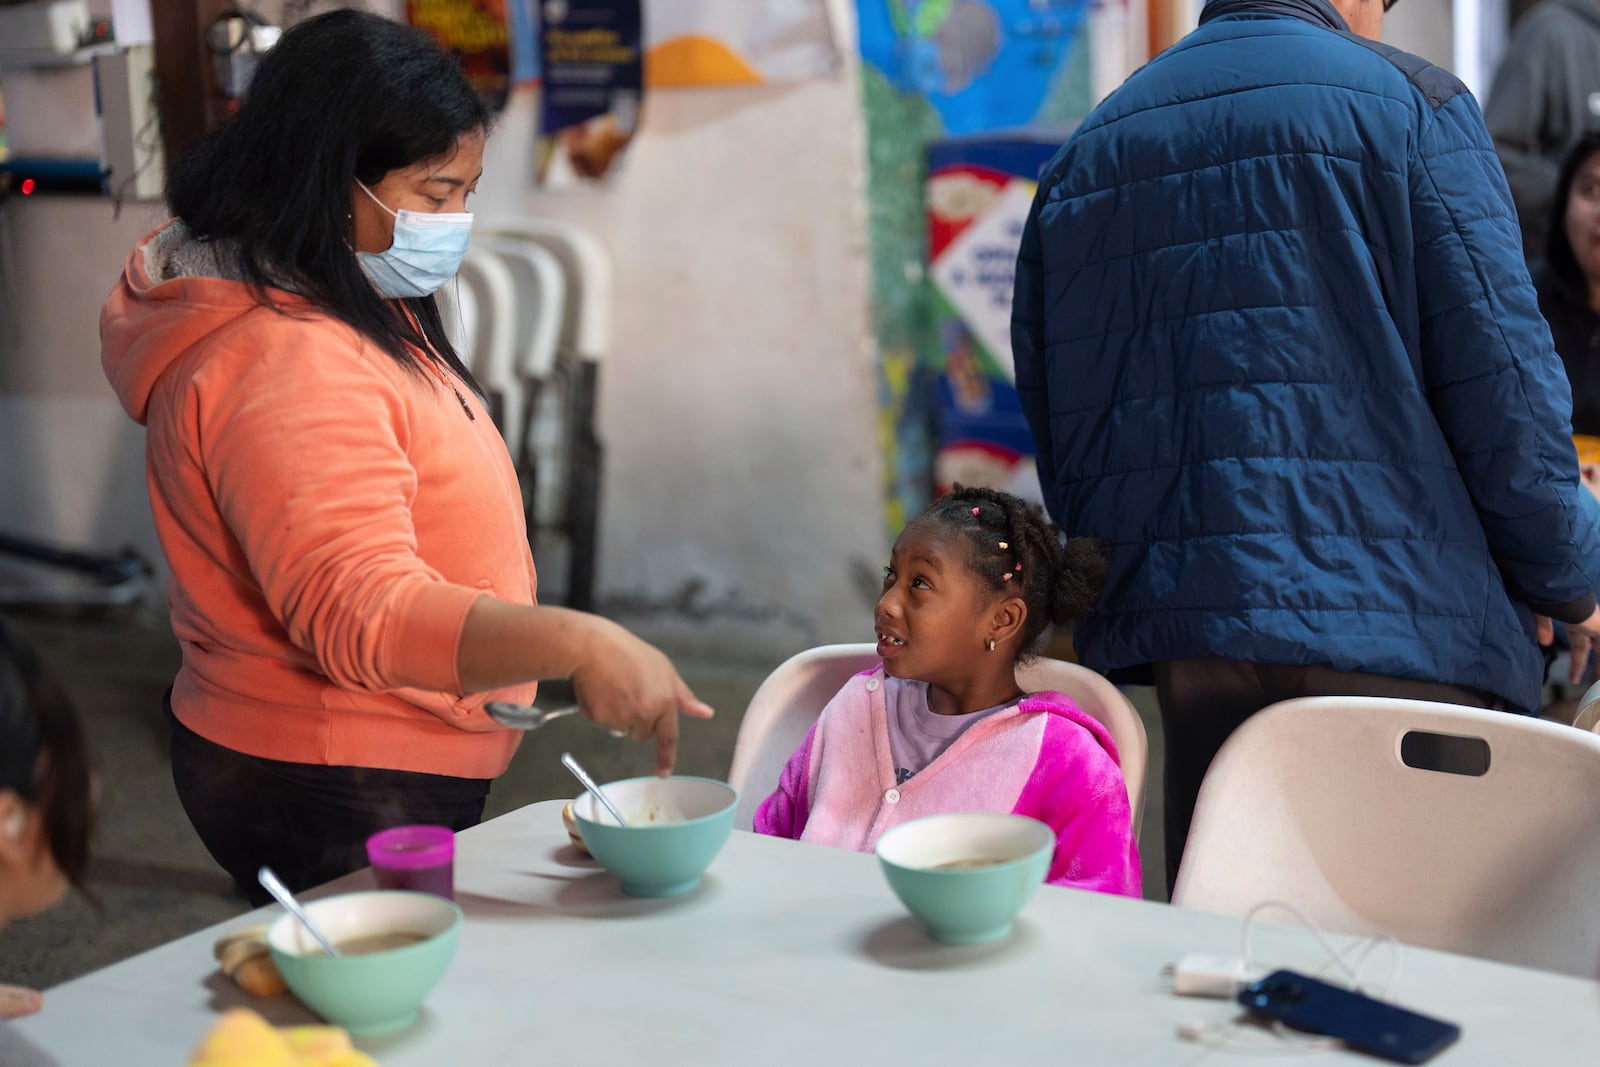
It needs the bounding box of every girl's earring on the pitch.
[985,638,996,653]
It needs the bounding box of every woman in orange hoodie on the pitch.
[100,10,710,903]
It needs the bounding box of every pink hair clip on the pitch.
[1002,572,1013,581]
[971,507,980,516]
[1015,563,1023,571]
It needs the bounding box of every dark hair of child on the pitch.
[910,484,1107,659]
[0,622,93,891]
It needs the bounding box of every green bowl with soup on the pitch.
[266,890,462,1036]
[875,813,1054,944]
[572,776,738,897]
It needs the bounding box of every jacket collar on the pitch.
[1199,0,1350,33]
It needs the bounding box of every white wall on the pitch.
[0,192,167,570]
[0,4,882,657]
[1386,0,1455,74]
[476,67,884,655]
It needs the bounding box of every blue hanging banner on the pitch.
[536,0,644,185]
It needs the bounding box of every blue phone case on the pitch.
[1238,970,1461,1064]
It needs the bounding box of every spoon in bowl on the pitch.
[560,752,630,828]
[257,866,341,958]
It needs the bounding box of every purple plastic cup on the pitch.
[365,825,455,900]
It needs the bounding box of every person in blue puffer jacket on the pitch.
[1012,0,1600,893]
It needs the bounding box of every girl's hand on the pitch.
[568,618,714,776]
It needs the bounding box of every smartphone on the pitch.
[1237,970,1461,1064]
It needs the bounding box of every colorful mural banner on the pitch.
[856,0,1090,528]
[646,0,841,87]
[537,0,643,185]
[512,0,841,89]
[407,0,514,112]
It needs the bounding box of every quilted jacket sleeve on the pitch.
[1012,187,1063,523]
[1411,91,1600,623]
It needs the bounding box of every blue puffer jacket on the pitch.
[1012,0,1600,711]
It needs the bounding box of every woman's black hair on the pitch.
[1545,133,1600,292]
[910,484,1107,660]
[0,623,92,892]
[166,8,489,386]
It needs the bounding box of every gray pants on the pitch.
[1153,658,1502,897]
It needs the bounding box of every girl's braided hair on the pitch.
[912,484,1107,659]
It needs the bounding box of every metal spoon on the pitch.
[257,866,341,958]
[487,702,628,739]
[560,752,630,828]
[486,702,582,730]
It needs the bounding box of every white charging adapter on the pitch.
[1166,953,1266,997]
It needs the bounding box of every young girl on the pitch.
[754,485,1141,896]
[0,622,94,1067]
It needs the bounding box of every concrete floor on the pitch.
[0,605,1169,993]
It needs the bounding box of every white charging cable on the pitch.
[1168,898,1408,1060]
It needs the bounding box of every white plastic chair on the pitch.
[477,236,567,537]
[728,644,882,831]
[1574,679,1600,734]
[473,216,610,611]
[1017,657,1147,839]
[728,643,1148,839]
[452,249,521,455]
[1170,696,1600,976]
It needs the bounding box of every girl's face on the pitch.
[875,525,995,689]
[1565,151,1600,287]
[0,795,67,924]
[351,129,486,255]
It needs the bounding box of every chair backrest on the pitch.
[454,249,522,454]
[727,644,1148,840]
[474,216,611,362]
[479,235,567,384]
[1016,657,1147,839]
[1574,679,1600,734]
[1171,696,1600,976]
[728,643,881,832]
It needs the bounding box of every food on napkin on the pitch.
[213,925,288,997]
[188,1008,379,1067]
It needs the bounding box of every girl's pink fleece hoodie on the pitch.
[755,666,1142,896]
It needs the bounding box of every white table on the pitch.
[20,800,1600,1064]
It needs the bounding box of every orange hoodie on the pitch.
[101,223,533,779]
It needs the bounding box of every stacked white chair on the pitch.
[474,216,610,611]
[450,249,520,453]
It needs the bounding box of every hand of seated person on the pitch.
[0,983,41,1019]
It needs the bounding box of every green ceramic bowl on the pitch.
[875,813,1054,945]
[267,890,462,1037]
[572,776,738,897]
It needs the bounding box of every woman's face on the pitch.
[1565,151,1600,286]
[351,129,486,255]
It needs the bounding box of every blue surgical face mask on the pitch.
[354,180,473,299]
